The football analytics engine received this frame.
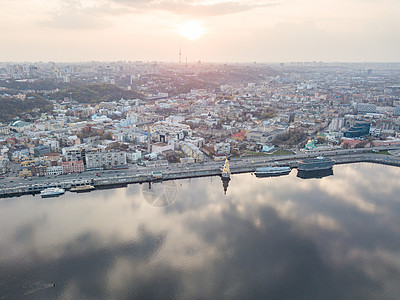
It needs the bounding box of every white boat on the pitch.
[40,187,65,198]
[254,166,291,177]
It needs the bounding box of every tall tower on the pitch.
[221,157,231,195]
[146,124,151,153]
[179,47,182,65]
[221,157,231,180]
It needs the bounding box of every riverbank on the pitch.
[1,152,400,199]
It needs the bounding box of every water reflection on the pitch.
[0,163,400,299]
[297,168,334,179]
[142,181,177,207]
[221,177,230,195]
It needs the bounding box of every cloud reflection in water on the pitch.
[0,163,400,299]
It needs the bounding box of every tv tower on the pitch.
[179,47,182,64]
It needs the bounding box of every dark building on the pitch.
[34,144,51,157]
[30,164,47,176]
[344,123,370,138]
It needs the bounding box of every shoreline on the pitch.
[1,152,399,199]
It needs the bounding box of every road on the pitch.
[1,145,400,191]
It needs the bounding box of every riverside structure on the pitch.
[1,146,400,198]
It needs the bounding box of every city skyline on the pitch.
[1,0,400,63]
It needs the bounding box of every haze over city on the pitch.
[1,0,400,62]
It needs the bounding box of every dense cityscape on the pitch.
[2,0,400,296]
[0,61,400,180]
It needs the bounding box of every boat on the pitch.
[254,166,291,177]
[70,185,95,193]
[297,156,334,172]
[40,187,65,198]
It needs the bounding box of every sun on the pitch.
[179,21,206,40]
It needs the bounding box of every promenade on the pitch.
[1,146,400,199]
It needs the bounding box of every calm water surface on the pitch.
[1,163,400,299]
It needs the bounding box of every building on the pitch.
[214,142,231,155]
[126,150,142,163]
[11,146,30,162]
[19,168,32,178]
[91,114,112,122]
[246,129,285,143]
[9,120,32,132]
[344,123,370,138]
[181,142,204,162]
[0,158,9,174]
[60,135,81,147]
[394,105,400,117]
[184,136,205,148]
[62,161,85,174]
[0,124,10,135]
[150,122,192,143]
[357,103,377,115]
[231,131,246,141]
[62,146,87,163]
[180,157,195,164]
[46,165,63,176]
[34,144,51,157]
[30,165,47,177]
[85,151,127,170]
[144,160,169,167]
[43,139,60,152]
[328,118,345,131]
[152,143,174,154]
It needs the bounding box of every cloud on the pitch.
[2,164,400,298]
[38,0,125,30]
[157,1,278,17]
[111,0,279,17]
[37,0,279,30]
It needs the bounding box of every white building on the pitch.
[85,151,127,170]
[214,142,231,155]
[150,121,192,143]
[62,145,87,162]
[91,114,112,122]
[46,165,63,176]
[9,120,32,133]
[0,124,10,135]
[184,136,205,148]
[126,150,142,163]
[181,142,204,162]
[43,139,60,152]
[152,143,174,154]
[329,118,345,132]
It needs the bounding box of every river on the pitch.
[1,163,400,299]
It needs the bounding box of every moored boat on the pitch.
[40,187,65,198]
[70,185,95,193]
[254,166,291,177]
[297,156,334,172]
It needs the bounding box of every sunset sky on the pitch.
[1,0,399,62]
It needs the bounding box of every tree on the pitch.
[342,142,350,149]
[354,141,368,148]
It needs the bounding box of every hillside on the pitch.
[0,94,53,123]
[53,84,143,103]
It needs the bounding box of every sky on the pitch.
[1,0,400,63]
